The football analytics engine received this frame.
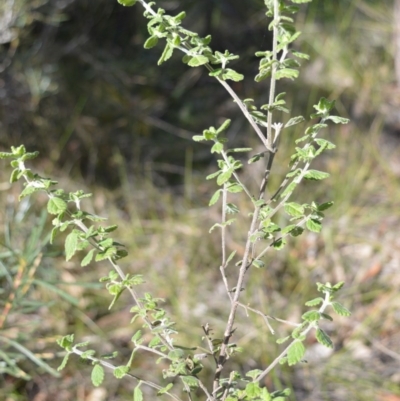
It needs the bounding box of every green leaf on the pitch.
[134,384,143,401]
[275,68,299,80]
[10,168,19,183]
[221,68,244,82]
[284,202,304,217]
[117,0,137,5]
[227,184,243,193]
[226,251,236,265]
[273,238,286,250]
[280,182,297,198]
[95,246,117,261]
[65,231,79,261]
[148,336,161,348]
[317,201,334,211]
[168,349,184,360]
[216,119,231,134]
[226,203,239,214]
[276,336,291,344]
[0,151,13,158]
[217,170,233,186]
[157,383,173,396]
[158,43,173,65]
[188,55,209,67]
[305,297,324,307]
[303,170,330,180]
[302,310,321,322]
[287,341,305,366]
[316,328,333,349]
[306,219,322,233]
[19,186,39,199]
[192,135,206,142]
[211,142,224,154]
[57,353,70,371]
[314,97,335,113]
[285,116,305,128]
[91,364,105,387]
[47,197,67,215]
[326,116,349,124]
[209,190,221,206]
[57,334,74,350]
[114,365,129,379]
[332,281,345,291]
[255,68,272,82]
[292,50,310,59]
[245,382,262,398]
[144,35,158,49]
[81,249,95,267]
[314,138,336,150]
[290,0,312,3]
[206,171,221,180]
[289,226,304,237]
[331,302,351,317]
[252,259,265,269]
[320,312,333,321]
[181,375,199,388]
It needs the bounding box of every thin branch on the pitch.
[71,347,183,401]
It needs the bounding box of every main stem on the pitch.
[213,1,281,394]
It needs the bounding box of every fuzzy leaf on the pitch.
[227,184,243,193]
[19,186,39,199]
[287,341,305,366]
[217,170,233,186]
[275,68,299,80]
[81,249,95,267]
[280,182,297,198]
[47,197,67,215]
[273,238,286,250]
[245,382,262,398]
[95,247,117,261]
[316,328,333,349]
[181,375,199,388]
[331,302,351,317]
[192,135,206,142]
[305,297,324,307]
[252,259,265,269]
[315,202,334,212]
[326,116,349,124]
[91,364,105,387]
[134,385,143,401]
[285,116,305,128]
[117,0,137,5]
[216,119,231,134]
[222,69,244,82]
[57,353,70,371]
[211,142,224,154]
[284,202,304,217]
[65,231,79,261]
[314,138,336,150]
[209,190,221,206]
[306,219,322,233]
[226,250,236,265]
[114,365,129,379]
[158,43,173,65]
[188,55,209,67]
[276,335,291,344]
[157,383,174,396]
[302,310,321,322]
[304,170,330,180]
[144,35,158,49]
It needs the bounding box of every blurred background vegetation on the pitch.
[1,0,400,400]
